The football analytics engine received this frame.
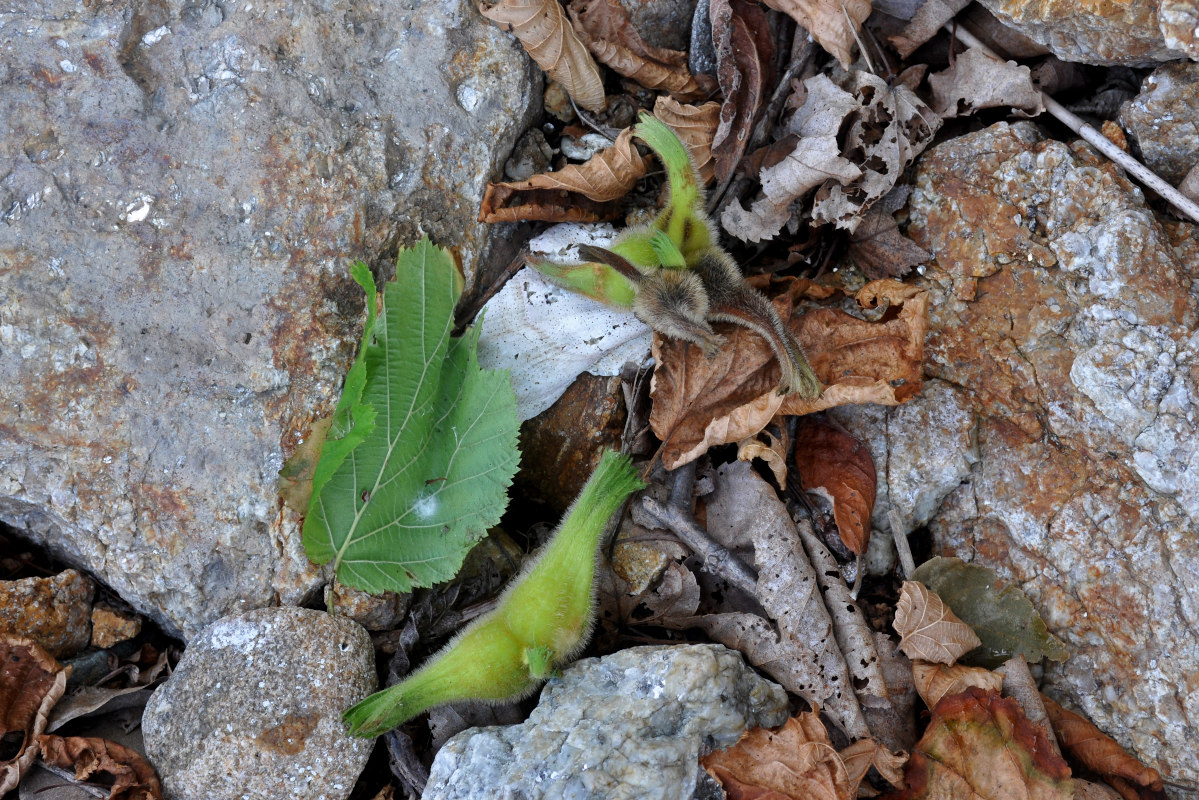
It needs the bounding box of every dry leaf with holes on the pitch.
[651,278,927,469]
[477,0,606,111]
[1040,695,1164,798]
[0,637,67,794]
[911,661,1004,709]
[893,581,982,664]
[702,711,852,800]
[757,0,870,67]
[653,96,721,185]
[37,734,162,800]
[710,0,774,184]
[891,688,1073,799]
[793,415,876,555]
[569,0,714,99]
[928,46,1046,118]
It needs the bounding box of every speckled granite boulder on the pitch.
[1121,61,1199,186]
[0,0,538,639]
[142,607,376,800]
[906,121,1199,784]
[423,644,790,800]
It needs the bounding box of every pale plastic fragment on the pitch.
[477,223,652,421]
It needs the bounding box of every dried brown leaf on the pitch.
[888,0,969,58]
[653,96,721,185]
[793,415,875,554]
[1041,695,1165,799]
[928,46,1046,119]
[650,277,928,470]
[490,127,649,203]
[36,734,162,800]
[911,661,1004,709]
[477,0,606,111]
[710,0,774,184]
[890,688,1073,800]
[894,581,982,664]
[687,462,870,738]
[479,183,624,223]
[736,425,790,489]
[569,0,714,99]
[840,739,908,796]
[757,0,870,68]
[847,203,931,281]
[702,712,851,800]
[0,637,67,794]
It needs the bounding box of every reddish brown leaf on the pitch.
[652,96,721,185]
[477,0,606,111]
[36,734,162,800]
[710,0,773,185]
[890,688,1073,800]
[793,414,876,554]
[1,637,67,794]
[650,278,927,469]
[569,0,715,99]
[756,0,870,68]
[701,711,852,800]
[1040,695,1165,800]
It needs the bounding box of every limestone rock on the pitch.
[977,0,1188,65]
[907,121,1199,783]
[0,0,539,639]
[142,607,376,800]
[0,569,93,657]
[1120,61,1199,186]
[1160,0,1199,58]
[424,644,790,800]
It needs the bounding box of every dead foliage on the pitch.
[0,637,67,794]
[792,414,876,555]
[37,735,163,800]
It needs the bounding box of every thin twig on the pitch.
[889,508,916,579]
[946,24,1199,225]
[569,95,621,141]
[637,496,759,597]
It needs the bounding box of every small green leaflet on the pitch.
[303,237,520,593]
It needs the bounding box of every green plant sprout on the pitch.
[344,450,645,737]
[535,112,822,399]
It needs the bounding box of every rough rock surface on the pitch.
[1120,61,1199,186]
[424,644,790,800]
[0,569,93,657]
[0,0,538,639]
[977,0,1188,65]
[907,121,1199,783]
[142,607,375,800]
[1160,0,1199,58]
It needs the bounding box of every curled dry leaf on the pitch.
[847,203,931,281]
[889,0,970,58]
[911,661,1004,709]
[479,184,625,223]
[891,687,1073,800]
[701,711,852,800]
[793,415,876,555]
[477,0,606,111]
[653,96,721,185]
[756,0,871,68]
[480,127,650,223]
[840,738,908,796]
[37,734,163,800]
[736,424,790,489]
[1040,694,1165,798]
[0,637,67,794]
[893,581,982,664]
[569,0,714,99]
[928,46,1046,119]
[710,0,774,185]
[650,277,928,470]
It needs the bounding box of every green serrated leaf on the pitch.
[912,556,1069,668]
[303,237,520,593]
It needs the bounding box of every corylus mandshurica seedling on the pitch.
[343,449,645,737]
[535,112,823,399]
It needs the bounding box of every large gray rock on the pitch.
[1120,61,1199,186]
[907,121,1199,784]
[424,644,790,800]
[142,607,376,800]
[0,0,539,638]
